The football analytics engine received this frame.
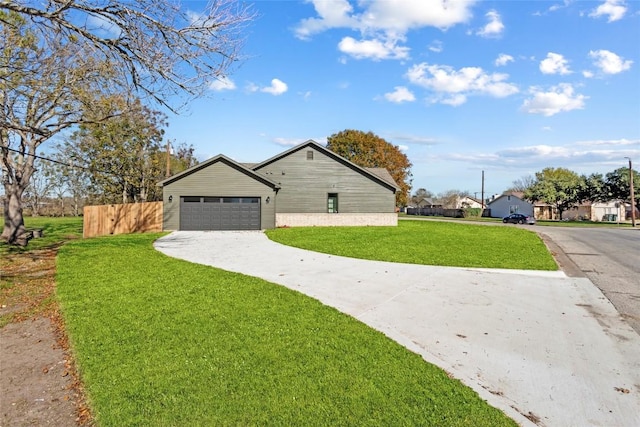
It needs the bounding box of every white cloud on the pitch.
[589,49,633,74]
[273,137,306,147]
[521,83,587,116]
[498,145,572,159]
[338,36,410,60]
[493,142,640,167]
[360,0,477,32]
[398,145,409,152]
[440,94,467,106]
[388,134,439,146]
[495,54,514,66]
[261,79,288,95]
[208,77,236,91]
[383,86,416,103]
[548,1,572,13]
[442,139,640,174]
[87,14,122,38]
[428,40,443,53]
[477,10,504,38]
[582,70,595,78]
[406,63,518,105]
[575,138,640,147]
[539,52,572,75]
[294,0,357,40]
[299,91,312,100]
[589,0,627,22]
[294,0,477,61]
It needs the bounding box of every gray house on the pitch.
[159,140,399,231]
[487,192,534,218]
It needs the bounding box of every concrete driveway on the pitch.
[154,231,640,427]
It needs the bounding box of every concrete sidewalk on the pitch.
[154,231,640,427]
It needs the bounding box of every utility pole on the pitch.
[166,141,172,178]
[626,157,636,227]
[481,170,485,215]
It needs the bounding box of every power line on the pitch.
[2,146,111,175]
[3,146,90,170]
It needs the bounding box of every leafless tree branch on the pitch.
[1,0,255,110]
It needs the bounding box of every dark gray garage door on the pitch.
[180,197,261,230]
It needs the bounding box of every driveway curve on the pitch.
[155,231,640,427]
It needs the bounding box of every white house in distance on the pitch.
[542,201,628,222]
[458,196,484,209]
[487,192,534,218]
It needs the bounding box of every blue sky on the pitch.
[166,0,640,197]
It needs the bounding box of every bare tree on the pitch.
[1,13,119,243]
[1,1,253,244]
[410,188,434,206]
[23,159,54,216]
[42,148,93,216]
[510,175,535,193]
[0,0,254,108]
[437,189,469,209]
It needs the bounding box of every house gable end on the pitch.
[253,140,398,193]
[159,155,280,190]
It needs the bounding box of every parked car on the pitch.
[502,213,536,225]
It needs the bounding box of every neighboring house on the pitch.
[458,196,483,209]
[414,197,440,208]
[159,140,399,230]
[487,192,534,218]
[533,202,555,220]
[561,201,626,222]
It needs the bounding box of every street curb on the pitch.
[536,231,586,278]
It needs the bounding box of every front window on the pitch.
[328,193,338,213]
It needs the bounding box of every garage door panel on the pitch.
[180,196,260,230]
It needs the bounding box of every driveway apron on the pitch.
[154,231,640,427]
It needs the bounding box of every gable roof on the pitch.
[365,167,399,188]
[252,139,399,193]
[487,192,531,206]
[460,195,482,205]
[158,154,281,189]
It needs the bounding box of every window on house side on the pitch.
[328,193,338,213]
[307,150,313,160]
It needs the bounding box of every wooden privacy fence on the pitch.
[406,207,492,218]
[83,201,163,238]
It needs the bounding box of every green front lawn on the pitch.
[57,233,517,426]
[0,216,83,255]
[266,220,557,270]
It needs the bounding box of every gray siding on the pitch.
[488,195,534,218]
[162,161,277,230]
[254,147,396,213]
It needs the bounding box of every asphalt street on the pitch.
[534,226,640,335]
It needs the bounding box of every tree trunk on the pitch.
[1,184,27,246]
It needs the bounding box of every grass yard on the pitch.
[1,216,83,327]
[266,220,558,270]
[56,233,517,427]
[0,216,83,255]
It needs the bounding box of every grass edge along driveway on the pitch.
[266,220,557,271]
[57,232,517,426]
